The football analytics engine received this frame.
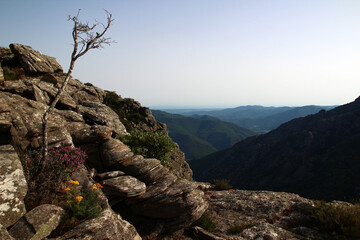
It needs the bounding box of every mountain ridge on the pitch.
[152,110,256,160]
[190,97,360,201]
[168,105,336,133]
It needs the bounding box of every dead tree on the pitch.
[40,10,114,173]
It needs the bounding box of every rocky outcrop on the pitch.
[101,175,147,198]
[77,101,127,135]
[0,145,27,228]
[8,204,65,240]
[0,44,206,239]
[0,47,15,63]
[103,92,193,180]
[9,44,63,74]
[98,137,207,233]
[53,209,141,240]
[193,189,324,240]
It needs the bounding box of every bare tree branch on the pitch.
[40,10,114,174]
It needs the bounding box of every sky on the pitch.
[1,0,360,108]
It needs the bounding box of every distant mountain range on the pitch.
[165,105,336,133]
[189,97,360,201]
[152,110,255,160]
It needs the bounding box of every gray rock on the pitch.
[0,145,27,228]
[67,78,106,104]
[240,222,299,240]
[201,189,322,240]
[0,98,12,145]
[0,224,15,240]
[101,175,146,198]
[101,138,134,169]
[8,204,65,240]
[3,79,30,95]
[0,47,15,63]
[9,44,63,74]
[32,83,50,104]
[99,137,207,232]
[71,125,112,146]
[0,92,73,150]
[55,209,142,240]
[32,78,76,109]
[97,170,126,180]
[77,101,127,136]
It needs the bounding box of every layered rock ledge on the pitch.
[0,44,207,239]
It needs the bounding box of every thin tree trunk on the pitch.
[38,10,113,176]
[40,60,75,173]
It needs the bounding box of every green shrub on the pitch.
[193,212,217,232]
[214,179,232,190]
[3,66,18,80]
[64,181,102,220]
[229,222,255,234]
[306,201,360,240]
[119,129,175,167]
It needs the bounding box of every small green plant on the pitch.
[305,201,360,240]
[214,179,232,190]
[193,212,217,232]
[119,129,175,167]
[63,180,102,220]
[84,82,94,86]
[229,222,256,234]
[50,181,103,237]
[3,66,18,80]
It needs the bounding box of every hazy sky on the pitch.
[1,0,360,108]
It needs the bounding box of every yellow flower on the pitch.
[67,200,74,204]
[69,180,79,185]
[96,183,103,188]
[92,186,98,190]
[75,196,83,202]
[65,188,71,191]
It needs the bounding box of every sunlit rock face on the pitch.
[0,44,207,239]
[0,145,27,228]
[9,44,63,74]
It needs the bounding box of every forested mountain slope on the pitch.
[190,97,360,201]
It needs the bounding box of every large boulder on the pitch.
[77,101,127,136]
[54,209,141,240]
[198,189,324,240]
[0,92,73,150]
[8,204,65,240]
[0,145,27,228]
[99,138,207,233]
[0,47,15,64]
[9,44,63,74]
[101,175,146,198]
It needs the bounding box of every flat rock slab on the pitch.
[57,209,142,240]
[77,102,127,136]
[101,175,146,197]
[0,145,27,228]
[9,44,63,74]
[8,204,65,240]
